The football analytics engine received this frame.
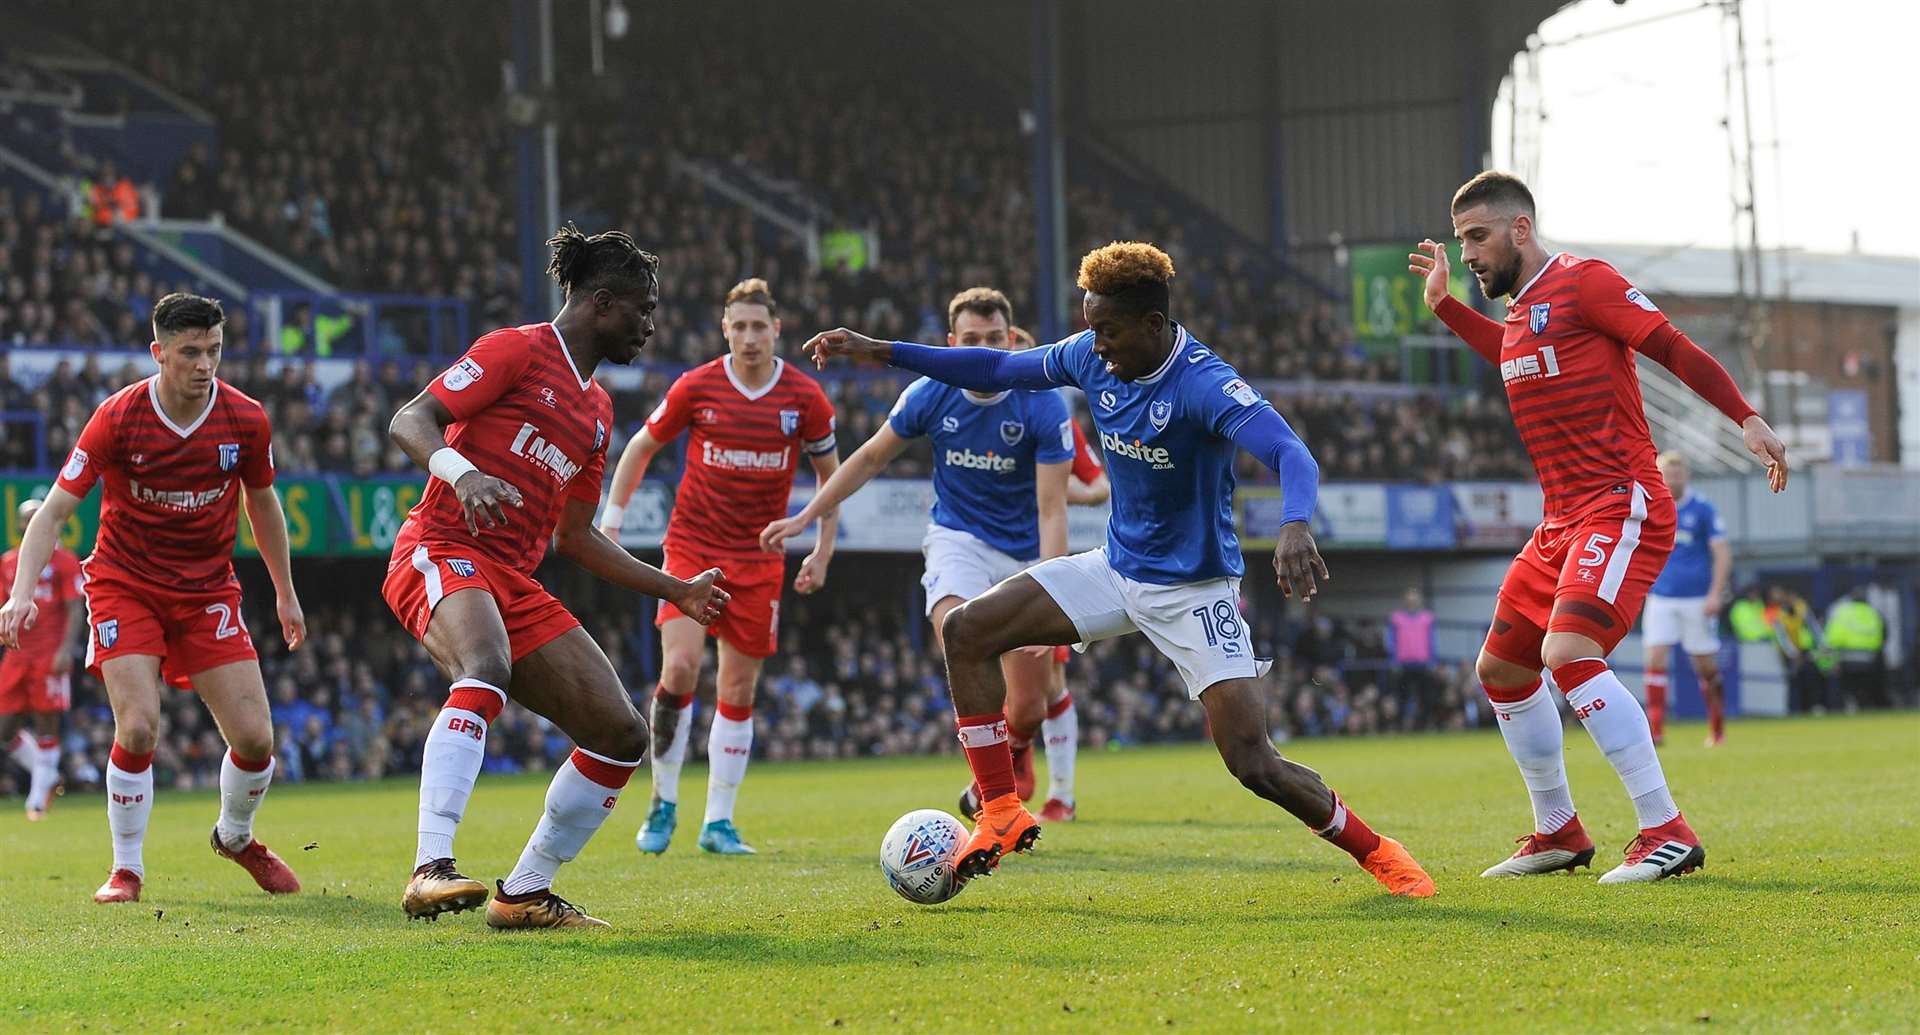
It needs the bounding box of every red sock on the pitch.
[1644,670,1668,739]
[1312,792,1382,862]
[1701,671,1725,737]
[955,712,1016,801]
[655,683,693,710]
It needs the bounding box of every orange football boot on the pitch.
[955,793,1041,880]
[1360,837,1437,897]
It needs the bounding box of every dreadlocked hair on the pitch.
[545,222,660,298]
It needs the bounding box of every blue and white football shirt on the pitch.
[1035,325,1272,584]
[1648,491,1725,598]
[888,378,1073,560]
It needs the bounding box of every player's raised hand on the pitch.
[452,470,523,535]
[1272,521,1330,600]
[675,567,731,627]
[278,592,307,651]
[759,514,804,554]
[0,596,37,649]
[1742,414,1789,492]
[801,328,890,370]
[794,550,829,595]
[1407,239,1452,312]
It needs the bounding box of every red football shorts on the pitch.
[0,651,70,713]
[1053,645,1072,665]
[384,531,580,663]
[655,545,782,659]
[81,563,258,685]
[1484,486,1676,667]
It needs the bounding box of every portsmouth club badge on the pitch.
[999,420,1024,446]
[218,442,241,471]
[1528,302,1552,334]
[1149,401,1173,430]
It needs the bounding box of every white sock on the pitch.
[1558,660,1680,829]
[215,750,275,851]
[1042,694,1078,805]
[106,749,154,878]
[27,738,61,811]
[8,731,34,772]
[703,706,753,826]
[415,679,504,869]
[500,749,637,896]
[652,693,693,805]
[1489,681,1577,834]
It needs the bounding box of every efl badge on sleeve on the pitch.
[218,443,241,470]
[999,420,1024,446]
[1529,303,1552,334]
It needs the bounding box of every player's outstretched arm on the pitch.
[1408,240,1504,363]
[599,427,666,537]
[552,497,730,625]
[390,390,525,534]
[803,328,1058,392]
[243,484,307,651]
[764,424,909,555]
[1229,407,1330,600]
[0,486,80,648]
[1637,325,1789,492]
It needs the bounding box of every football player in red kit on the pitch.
[1409,172,1787,883]
[1,498,85,819]
[600,277,839,856]
[384,225,728,929]
[1,293,306,904]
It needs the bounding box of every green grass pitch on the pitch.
[2,713,1915,1033]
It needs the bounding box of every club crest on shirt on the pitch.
[218,442,241,471]
[1529,303,1551,334]
[446,558,477,578]
[593,419,607,454]
[779,409,801,436]
[96,619,118,649]
[941,416,959,434]
[1149,401,1173,430]
[999,420,1025,446]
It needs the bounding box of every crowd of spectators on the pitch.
[0,559,1491,800]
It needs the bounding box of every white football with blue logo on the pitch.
[879,809,968,904]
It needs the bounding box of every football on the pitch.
[879,808,969,904]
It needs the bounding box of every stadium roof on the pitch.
[1563,242,1920,309]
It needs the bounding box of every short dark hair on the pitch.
[151,292,225,337]
[1451,171,1536,218]
[545,223,660,299]
[946,287,1014,331]
[1077,241,1175,318]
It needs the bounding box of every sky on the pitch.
[1491,0,1919,258]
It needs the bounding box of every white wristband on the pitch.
[600,502,625,531]
[428,447,480,486]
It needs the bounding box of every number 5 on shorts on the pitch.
[1578,533,1615,569]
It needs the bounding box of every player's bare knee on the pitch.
[1538,638,1587,673]
[942,601,1007,662]
[1476,650,1525,689]
[113,715,160,754]
[227,723,275,762]
[454,651,512,693]
[591,713,650,765]
[658,653,699,694]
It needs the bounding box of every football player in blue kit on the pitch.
[1641,452,1731,746]
[761,288,1072,814]
[801,242,1435,896]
